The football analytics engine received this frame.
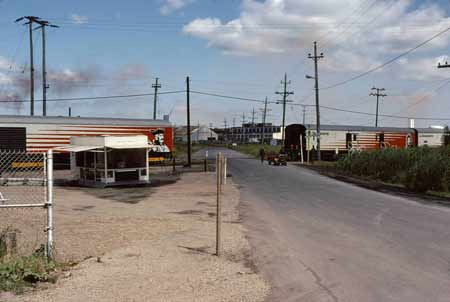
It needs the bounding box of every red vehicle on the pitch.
[267,152,287,166]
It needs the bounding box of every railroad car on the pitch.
[0,115,173,168]
[284,124,418,161]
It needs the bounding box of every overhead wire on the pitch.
[320,25,450,90]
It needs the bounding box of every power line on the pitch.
[190,90,265,103]
[0,90,185,103]
[321,25,450,90]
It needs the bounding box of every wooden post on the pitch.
[216,153,222,257]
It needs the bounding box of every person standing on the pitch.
[259,148,265,164]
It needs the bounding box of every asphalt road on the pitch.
[204,148,450,302]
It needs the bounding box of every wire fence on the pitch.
[0,150,53,260]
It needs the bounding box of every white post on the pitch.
[300,134,304,163]
[104,147,108,185]
[223,157,227,185]
[46,150,54,259]
[146,148,150,182]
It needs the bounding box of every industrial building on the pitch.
[174,125,218,143]
[220,123,281,143]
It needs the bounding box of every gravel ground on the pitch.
[1,172,269,302]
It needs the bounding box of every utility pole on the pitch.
[260,97,270,145]
[276,73,294,148]
[308,41,324,161]
[251,108,256,124]
[16,16,41,116]
[223,118,228,142]
[152,78,161,120]
[68,107,71,117]
[241,112,246,124]
[370,87,387,127]
[186,76,191,167]
[302,105,307,124]
[34,19,58,116]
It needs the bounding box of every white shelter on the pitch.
[55,135,150,187]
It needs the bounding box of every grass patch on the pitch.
[229,144,281,158]
[0,253,58,294]
[173,142,206,158]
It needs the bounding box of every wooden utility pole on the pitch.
[302,105,306,124]
[308,42,324,161]
[152,78,161,120]
[251,108,256,124]
[16,16,41,116]
[35,20,58,116]
[216,153,223,257]
[186,77,191,167]
[276,74,294,148]
[260,97,271,145]
[370,87,387,127]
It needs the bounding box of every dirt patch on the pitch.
[172,209,203,215]
[5,173,269,302]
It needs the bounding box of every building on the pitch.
[222,123,281,143]
[174,125,218,143]
[55,135,151,187]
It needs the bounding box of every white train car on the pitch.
[416,128,445,147]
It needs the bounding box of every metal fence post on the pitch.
[216,152,222,257]
[46,150,54,260]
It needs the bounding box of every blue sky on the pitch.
[1,0,450,128]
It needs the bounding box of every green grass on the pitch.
[172,142,206,158]
[229,144,281,158]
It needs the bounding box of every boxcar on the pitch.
[0,115,173,168]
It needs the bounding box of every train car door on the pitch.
[378,133,385,148]
[346,133,353,149]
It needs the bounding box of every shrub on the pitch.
[0,252,57,294]
[336,146,450,193]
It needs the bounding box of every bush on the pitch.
[336,146,450,193]
[0,253,57,293]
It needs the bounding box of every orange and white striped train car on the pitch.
[284,124,433,160]
[0,115,173,167]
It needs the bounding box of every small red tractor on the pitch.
[267,152,287,166]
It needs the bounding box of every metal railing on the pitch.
[0,150,53,259]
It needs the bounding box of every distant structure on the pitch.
[175,125,218,143]
[219,123,281,143]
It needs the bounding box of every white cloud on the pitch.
[182,0,450,72]
[70,14,88,25]
[0,56,13,70]
[160,0,194,15]
[396,55,450,81]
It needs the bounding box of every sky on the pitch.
[1,0,450,128]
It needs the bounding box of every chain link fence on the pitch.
[0,150,53,260]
